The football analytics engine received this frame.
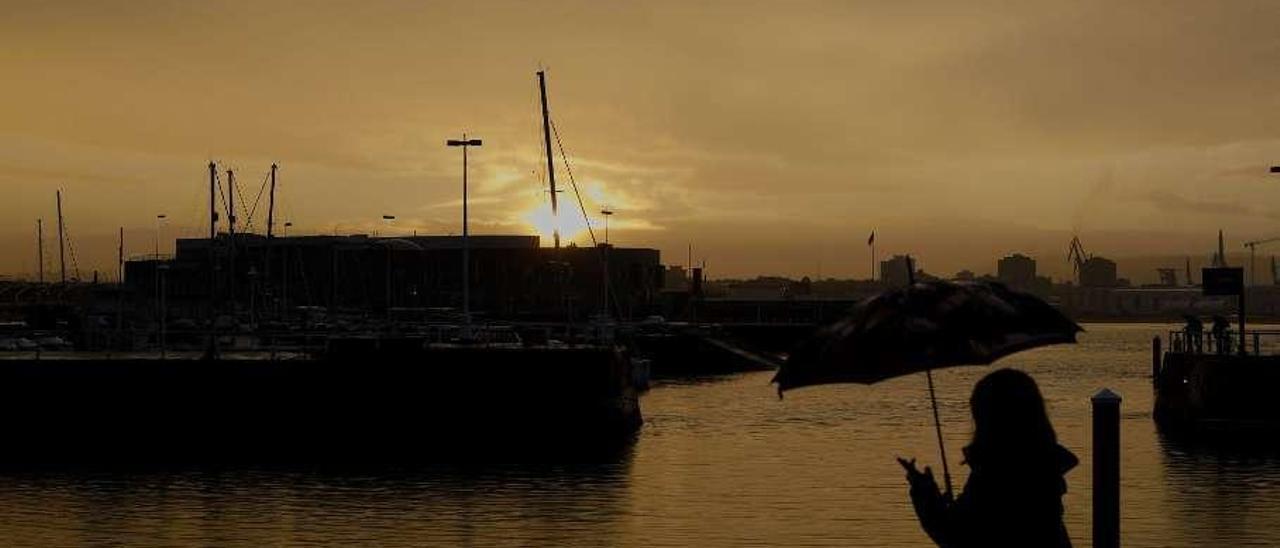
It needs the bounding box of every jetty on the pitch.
[1154,265,1280,438]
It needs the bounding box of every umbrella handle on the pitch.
[926,369,954,497]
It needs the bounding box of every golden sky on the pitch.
[3,1,1280,281]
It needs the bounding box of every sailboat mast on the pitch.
[267,163,277,240]
[115,225,124,351]
[36,219,43,284]
[537,70,560,249]
[208,162,217,303]
[266,163,277,315]
[209,162,217,240]
[228,169,236,239]
[207,161,219,358]
[227,169,236,308]
[56,190,66,283]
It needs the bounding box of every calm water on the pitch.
[2,323,1279,547]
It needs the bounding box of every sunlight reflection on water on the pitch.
[0,324,1276,547]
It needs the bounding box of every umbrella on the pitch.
[773,275,1081,493]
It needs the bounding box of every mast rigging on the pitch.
[537,70,561,249]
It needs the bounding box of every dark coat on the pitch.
[909,444,1078,548]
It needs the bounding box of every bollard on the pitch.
[1151,336,1161,383]
[1092,388,1121,548]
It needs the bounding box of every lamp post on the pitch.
[154,214,168,349]
[282,222,292,314]
[381,215,396,316]
[158,263,169,359]
[155,214,167,258]
[601,208,614,245]
[1267,167,1280,286]
[447,135,482,337]
[381,214,395,237]
[600,208,614,318]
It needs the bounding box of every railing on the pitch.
[1168,329,1280,356]
[127,253,174,262]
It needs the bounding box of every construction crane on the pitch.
[1068,235,1091,282]
[1243,236,1280,286]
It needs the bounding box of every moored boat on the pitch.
[0,333,642,465]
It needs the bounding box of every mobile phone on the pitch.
[896,457,917,474]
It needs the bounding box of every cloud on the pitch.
[3,1,1280,277]
[1144,190,1254,218]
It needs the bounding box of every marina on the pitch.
[6,2,1280,544]
[0,325,1270,546]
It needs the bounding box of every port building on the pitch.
[124,233,664,322]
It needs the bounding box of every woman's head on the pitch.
[967,368,1057,456]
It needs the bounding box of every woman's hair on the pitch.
[966,368,1057,459]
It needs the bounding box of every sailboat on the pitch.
[0,72,643,464]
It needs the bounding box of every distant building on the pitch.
[880,255,917,287]
[723,276,792,299]
[664,265,689,292]
[1080,257,1119,288]
[997,254,1037,288]
[954,270,976,281]
[125,233,664,321]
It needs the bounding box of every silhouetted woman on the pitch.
[900,368,1078,547]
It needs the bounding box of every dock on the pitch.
[0,341,641,464]
[1154,329,1280,437]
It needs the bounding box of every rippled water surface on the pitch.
[1,323,1278,547]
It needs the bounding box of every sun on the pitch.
[522,201,598,245]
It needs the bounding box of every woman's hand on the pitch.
[899,457,953,546]
[897,457,940,499]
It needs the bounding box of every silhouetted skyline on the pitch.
[4,1,1280,280]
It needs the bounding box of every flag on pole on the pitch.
[867,231,875,245]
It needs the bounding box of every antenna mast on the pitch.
[537,70,560,249]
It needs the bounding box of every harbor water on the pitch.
[0,323,1277,546]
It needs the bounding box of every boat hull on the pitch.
[0,346,641,465]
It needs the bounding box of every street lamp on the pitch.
[157,263,169,359]
[447,134,482,336]
[155,214,168,258]
[599,207,615,318]
[380,215,397,316]
[281,221,294,313]
[1256,167,1280,286]
[601,207,614,245]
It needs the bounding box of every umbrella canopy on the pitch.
[774,280,1081,393]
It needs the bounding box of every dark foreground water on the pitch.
[1,323,1278,546]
